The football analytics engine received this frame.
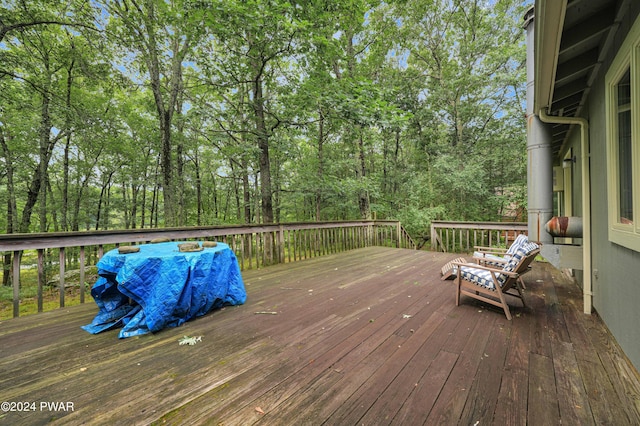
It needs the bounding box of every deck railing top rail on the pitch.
[0,220,409,252]
[431,220,528,230]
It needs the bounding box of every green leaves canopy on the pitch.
[0,0,529,237]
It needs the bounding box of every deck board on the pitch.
[1,246,640,425]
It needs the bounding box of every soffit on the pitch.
[534,0,626,157]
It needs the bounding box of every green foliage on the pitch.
[0,0,528,242]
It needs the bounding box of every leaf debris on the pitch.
[179,335,203,346]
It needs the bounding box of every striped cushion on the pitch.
[460,266,500,290]
[473,234,529,266]
[461,242,539,290]
[506,234,529,255]
[520,241,540,254]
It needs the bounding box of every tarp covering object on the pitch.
[82,241,246,338]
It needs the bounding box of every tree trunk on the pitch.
[230,160,241,221]
[70,155,99,232]
[62,135,71,231]
[37,75,55,233]
[61,58,74,231]
[175,85,186,226]
[211,171,219,220]
[46,176,58,231]
[122,181,130,229]
[150,154,161,228]
[160,110,175,226]
[95,170,115,231]
[252,75,274,224]
[1,128,16,286]
[194,151,202,226]
[143,5,190,227]
[131,183,139,229]
[141,183,147,229]
[254,173,261,224]
[18,71,60,233]
[316,110,324,221]
[242,157,251,223]
[393,129,401,199]
[357,131,371,219]
[0,128,17,234]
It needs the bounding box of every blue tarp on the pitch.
[82,241,246,338]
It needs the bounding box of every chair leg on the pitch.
[495,286,513,321]
[502,304,512,321]
[515,282,527,308]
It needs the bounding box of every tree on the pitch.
[396,0,527,221]
[208,0,311,224]
[0,0,528,242]
[106,0,203,226]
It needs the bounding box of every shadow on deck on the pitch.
[1,247,640,425]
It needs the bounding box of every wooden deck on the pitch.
[1,247,640,425]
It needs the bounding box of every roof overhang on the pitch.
[533,0,626,157]
[533,0,567,116]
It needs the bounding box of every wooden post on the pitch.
[12,250,21,318]
[278,225,285,264]
[247,233,253,270]
[37,249,44,313]
[430,223,436,251]
[59,247,66,308]
[80,246,85,304]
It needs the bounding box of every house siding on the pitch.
[575,2,640,370]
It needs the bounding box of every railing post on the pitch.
[37,249,44,313]
[80,246,86,304]
[12,250,21,318]
[59,247,66,308]
[278,225,285,264]
[430,223,436,251]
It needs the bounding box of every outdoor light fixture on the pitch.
[563,155,576,169]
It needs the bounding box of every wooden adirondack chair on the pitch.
[472,233,531,289]
[452,242,540,320]
[473,233,529,262]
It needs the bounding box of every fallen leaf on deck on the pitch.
[179,335,203,346]
[255,407,265,414]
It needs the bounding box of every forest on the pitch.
[0,0,529,241]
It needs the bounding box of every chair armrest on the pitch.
[452,261,505,273]
[473,255,508,265]
[473,246,509,255]
[453,261,521,279]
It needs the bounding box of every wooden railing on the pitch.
[0,220,415,318]
[430,220,528,253]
